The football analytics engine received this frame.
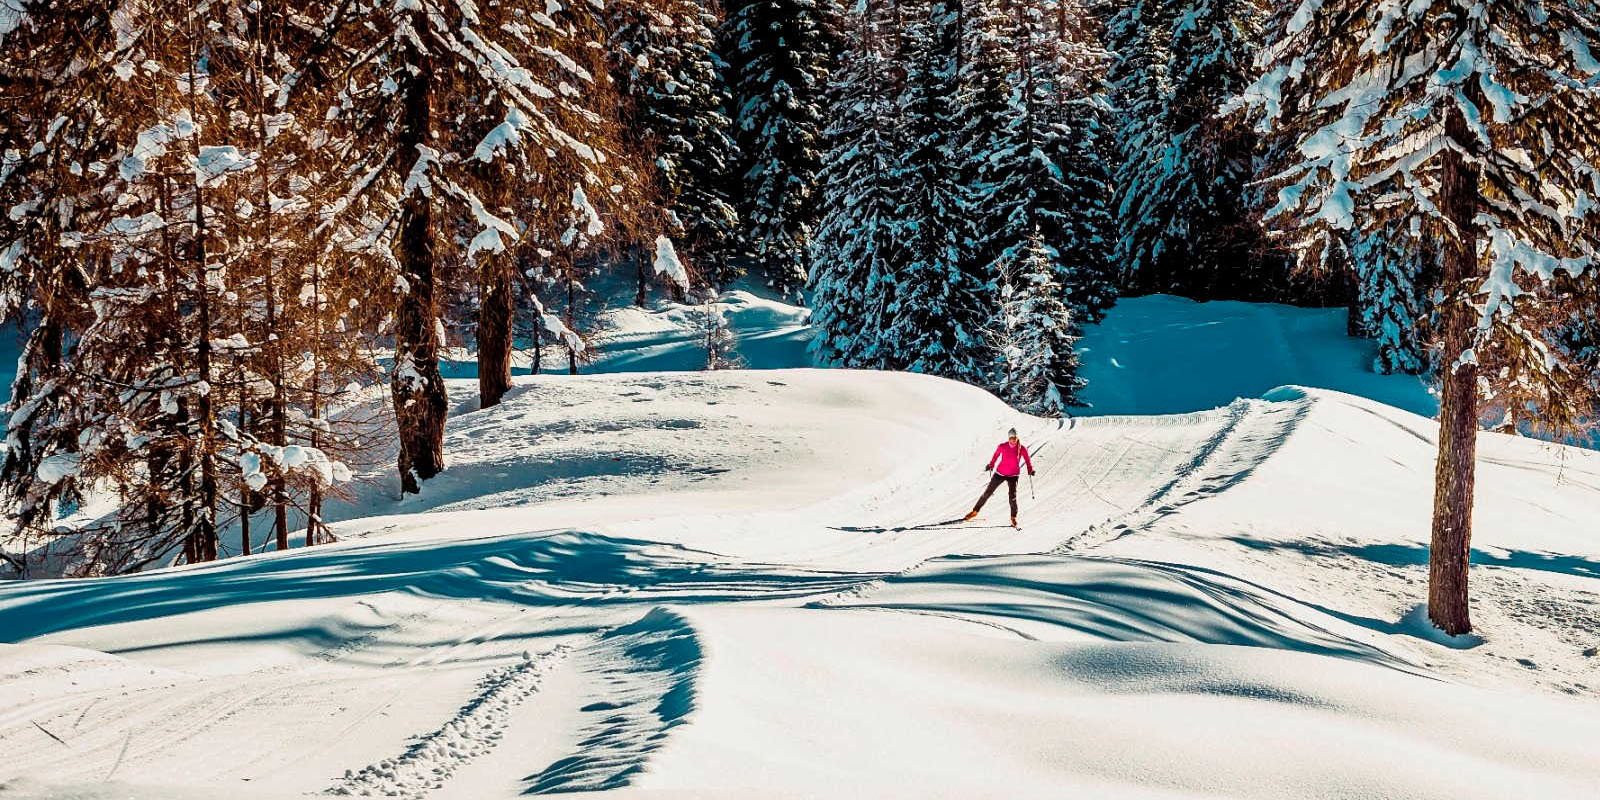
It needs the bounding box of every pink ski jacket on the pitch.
[987,441,1034,477]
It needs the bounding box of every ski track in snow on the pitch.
[523,608,702,794]
[0,597,457,784]
[1051,393,1313,553]
[327,644,573,798]
[809,393,1311,617]
[307,554,860,798]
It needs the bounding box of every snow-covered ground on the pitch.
[2,367,1599,799]
[435,289,814,381]
[1076,294,1436,418]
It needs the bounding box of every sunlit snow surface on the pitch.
[3,365,1599,799]
[4,292,1599,798]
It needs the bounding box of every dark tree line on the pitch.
[810,0,1116,416]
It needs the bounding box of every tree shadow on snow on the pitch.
[0,532,880,644]
[1223,535,1600,583]
[813,553,1427,674]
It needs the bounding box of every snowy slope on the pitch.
[2,370,1599,799]
[427,290,1437,423]
[587,290,813,373]
[1076,294,1436,417]
[569,290,1439,420]
[434,288,815,382]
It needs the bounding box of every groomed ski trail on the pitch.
[808,392,1311,613]
[1050,393,1314,553]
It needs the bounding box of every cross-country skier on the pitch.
[965,428,1034,528]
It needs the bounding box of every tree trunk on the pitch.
[478,257,513,408]
[268,295,289,550]
[239,375,251,558]
[1342,245,1363,337]
[189,119,219,564]
[566,273,579,375]
[307,259,324,548]
[635,246,649,306]
[393,45,448,496]
[258,94,290,552]
[1428,86,1483,636]
[531,305,542,375]
[177,399,199,565]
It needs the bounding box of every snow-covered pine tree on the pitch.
[219,1,380,552]
[1118,0,1265,296]
[881,0,996,380]
[1038,0,1117,323]
[1348,227,1435,375]
[1490,272,1600,438]
[964,0,1113,342]
[1548,287,1600,431]
[999,228,1085,414]
[1237,0,1600,634]
[478,0,643,408]
[1054,97,1119,323]
[556,192,604,376]
[607,0,741,290]
[808,0,904,369]
[279,246,374,550]
[314,0,629,492]
[0,0,96,572]
[963,0,1044,330]
[952,0,1014,315]
[1104,0,1174,285]
[209,0,338,551]
[723,0,836,299]
[0,1,243,567]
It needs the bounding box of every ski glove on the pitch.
[1028,470,1036,476]
[982,465,992,472]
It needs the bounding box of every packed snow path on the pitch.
[2,370,1598,799]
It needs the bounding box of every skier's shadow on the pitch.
[829,518,1010,534]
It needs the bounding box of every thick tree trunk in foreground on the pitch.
[393,55,448,496]
[1428,89,1482,636]
[478,258,514,408]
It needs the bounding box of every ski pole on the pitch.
[1026,442,1036,500]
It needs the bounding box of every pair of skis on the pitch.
[928,515,1020,530]
[831,516,1018,533]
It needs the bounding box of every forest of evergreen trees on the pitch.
[2,0,1599,624]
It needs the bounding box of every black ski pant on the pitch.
[973,472,1019,517]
